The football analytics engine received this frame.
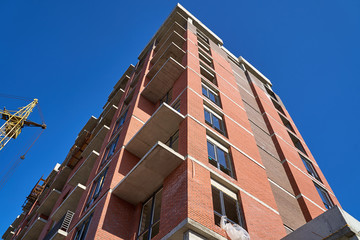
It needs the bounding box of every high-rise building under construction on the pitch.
[3,4,360,240]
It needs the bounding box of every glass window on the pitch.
[272,99,286,116]
[204,107,226,136]
[264,85,278,101]
[288,132,307,156]
[172,99,180,112]
[314,183,334,209]
[138,189,162,240]
[279,114,295,133]
[160,88,172,104]
[165,131,179,152]
[101,135,120,166]
[73,213,93,240]
[202,84,221,107]
[84,168,108,211]
[113,108,128,135]
[211,184,243,227]
[207,140,233,177]
[300,154,322,182]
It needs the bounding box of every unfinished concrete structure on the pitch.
[2,3,355,240]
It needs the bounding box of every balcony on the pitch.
[67,150,99,186]
[43,211,74,240]
[151,41,185,68]
[92,104,117,135]
[111,64,134,94]
[143,57,185,103]
[113,141,185,205]
[21,217,47,240]
[37,189,62,216]
[81,125,110,159]
[154,21,186,55]
[49,166,72,191]
[103,88,125,110]
[2,225,14,240]
[125,103,185,158]
[51,184,86,221]
[11,213,25,230]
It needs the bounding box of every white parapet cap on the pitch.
[239,56,272,86]
[138,3,223,60]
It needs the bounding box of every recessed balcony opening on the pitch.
[143,58,185,103]
[200,63,217,85]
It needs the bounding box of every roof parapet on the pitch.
[138,3,223,60]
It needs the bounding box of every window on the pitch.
[264,85,278,101]
[202,84,221,107]
[314,183,334,209]
[207,138,233,177]
[197,31,209,44]
[211,180,243,227]
[279,114,295,133]
[138,189,162,240]
[160,88,172,104]
[200,63,217,85]
[300,154,321,182]
[204,107,226,136]
[272,99,286,116]
[288,132,307,155]
[198,48,214,69]
[113,108,128,135]
[73,213,93,240]
[101,135,120,166]
[165,131,179,151]
[172,99,180,112]
[84,168,108,211]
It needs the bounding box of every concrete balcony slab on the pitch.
[2,226,14,240]
[92,104,117,135]
[67,150,99,186]
[152,40,185,66]
[113,142,185,205]
[50,184,86,222]
[21,217,47,240]
[126,103,185,158]
[49,166,72,191]
[81,125,110,158]
[143,57,185,103]
[37,189,62,216]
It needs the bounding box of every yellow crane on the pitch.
[0,99,46,151]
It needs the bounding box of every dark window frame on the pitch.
[160,88,173,105]
[288,131,307,155]
[211,184,244,227]
[207,139,234,178]
[165,130,179,151]
[202,84,221,107]
[314,183,334,210]
[84,168,108,211]
[112,107,129,136]
[204,107,226,136]
[73,213,93,240]
[101,134,120,166]
[137,188,163,240]
[300,154,322,182]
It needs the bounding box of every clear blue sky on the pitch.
[0,0,359,234]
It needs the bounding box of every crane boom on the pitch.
[0,99,45,151]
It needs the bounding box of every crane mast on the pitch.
[0,99,45,151]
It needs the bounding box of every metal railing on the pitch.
[43,210,74,240]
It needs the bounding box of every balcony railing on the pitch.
[43,210,74,240]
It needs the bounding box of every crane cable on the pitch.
[0,94,46,190]
[0,128,45,191]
